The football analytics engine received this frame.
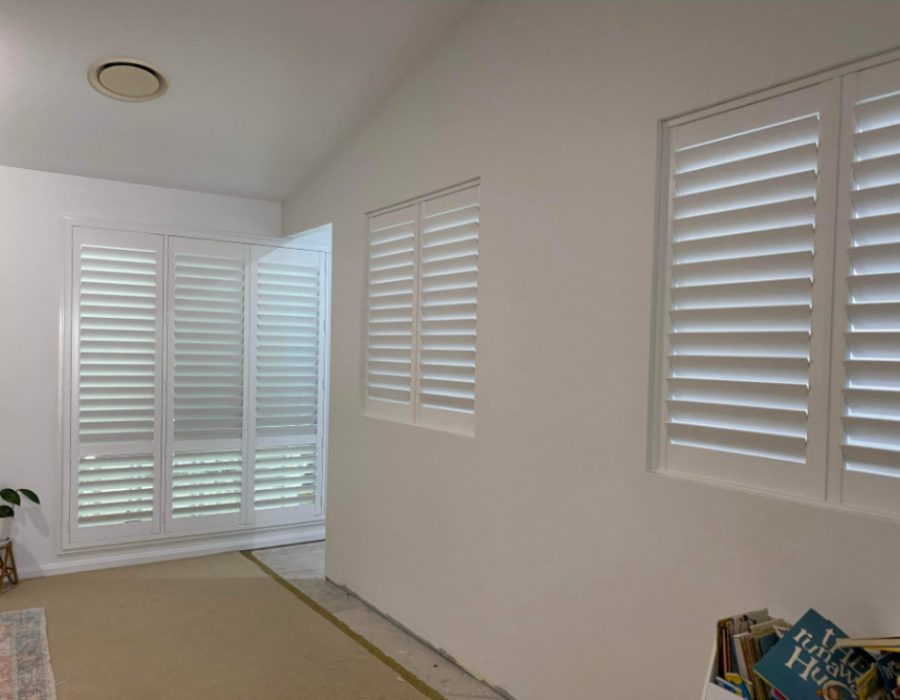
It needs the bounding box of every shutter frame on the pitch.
[656,82,840,497]
[69,226,164,542]
[416,185,479,435]
[364,182,481,435]
[364,204,418,423]
[250,245,326,523]
[827,59,900,516]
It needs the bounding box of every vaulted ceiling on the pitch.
[0,0,473,200]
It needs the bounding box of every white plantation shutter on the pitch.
[659,84,837,495]
[365,205,417,422]
[65,222,331,549]
[250,246,326,521]
[365,182,480,434]
[166,237,248,530]
[829,59,900,515]
[417,186,479,433]
[70,227,163,541]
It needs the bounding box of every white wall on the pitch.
[283,2,900,698]
[0,165,318,576]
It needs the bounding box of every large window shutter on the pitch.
[659,84,838,495]
[65,223,330,550]
[416,185,479,433]
[365,204,418,422]
[250,246,325,522]
[166,237,247,531]
[830,59,900,515]
[70,227,164,541]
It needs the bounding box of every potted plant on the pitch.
[0,488,40,542]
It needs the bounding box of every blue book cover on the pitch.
[876,653,900,698]
[755,609,874,699]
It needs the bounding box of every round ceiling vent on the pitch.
[88,58,168,102]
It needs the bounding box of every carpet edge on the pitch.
[240,550,448,700]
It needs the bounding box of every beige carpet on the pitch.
[0,551,434,700]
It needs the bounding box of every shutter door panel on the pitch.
[70,227,163,542]
[251,246,325,522]
[417,186,479,432]
[167,238,247,531]
[255,255,320,439]
[366,205,417,417]
[833,60,900,514]
[661,83,837,495]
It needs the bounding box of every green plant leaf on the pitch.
[0,505,14,518]
[0,489,20,506]
[18,489,39,504]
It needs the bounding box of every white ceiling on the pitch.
[0,0,473,201]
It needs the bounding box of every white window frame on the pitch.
[649,47,900,524]
[363,178,481,436]
[59,215,332,551]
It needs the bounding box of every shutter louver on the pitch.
[255,258,319,439]
[71,228,163,540]
[78,245,159,444]
[254,445,316,511]
[365,205,417,414]
[667,115,820,463]
[172,451,242,518]
[172,251,246,443]
[77,454,154,527]
[839,69,900,494]
[417,187,479,425]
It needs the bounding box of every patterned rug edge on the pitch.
[0,607,57,700]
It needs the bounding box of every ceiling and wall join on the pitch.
[0,0,474,201]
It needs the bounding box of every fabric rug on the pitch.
[0,552,433,700]
[0,608,56,700]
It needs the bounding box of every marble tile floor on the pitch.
[251,541,508,700]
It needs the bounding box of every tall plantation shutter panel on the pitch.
[829,59,900,515]
[365,205,417,422]
[166,237,247,531]
[250,246,325,521]
[417,185,479,433]
[660,84,837,496]
[70,227,164,541]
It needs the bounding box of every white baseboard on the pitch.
[18,521,325,579]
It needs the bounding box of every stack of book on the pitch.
[707,608,900,700]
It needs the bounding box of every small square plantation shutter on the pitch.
[365,204,417,422]
[166,237,247,531]
[660,83,837,496]
[70,227,164,541]
[830,58,900,515]
[417,185,479,433]
[250,246,325,522]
